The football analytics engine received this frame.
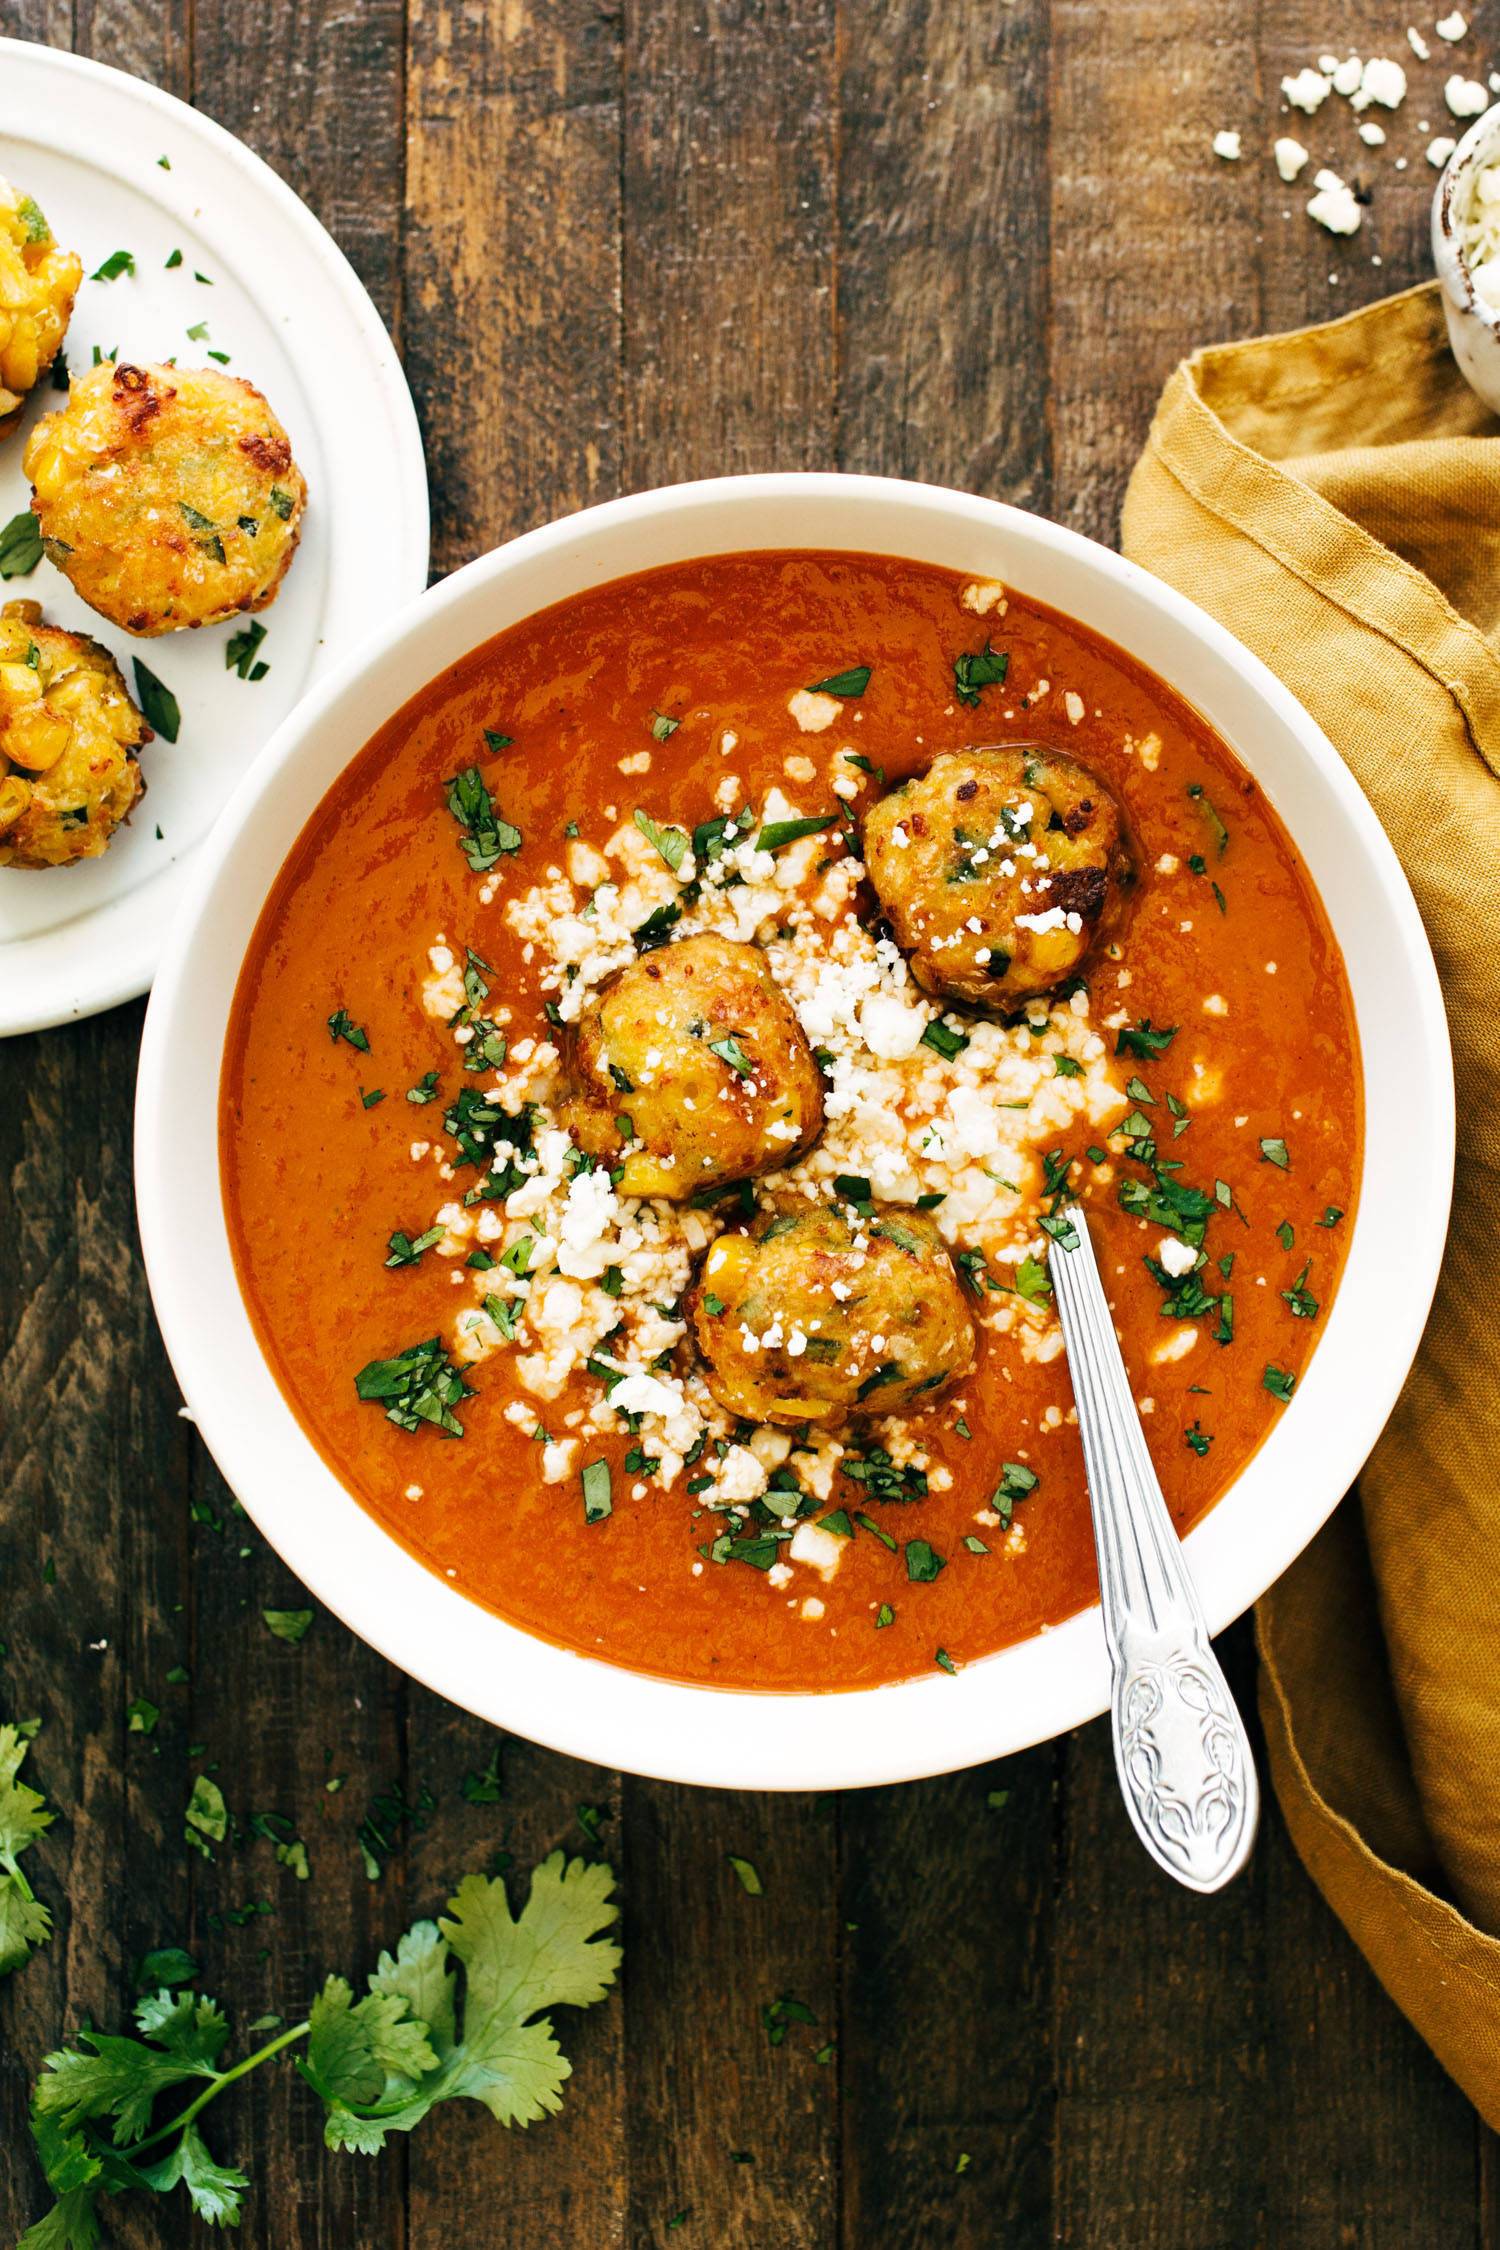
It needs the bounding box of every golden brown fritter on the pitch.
[0,180,81,440]
[0,600,150,868]
[863,744,1134,1008]
[561,931,825,1201]
[687,1193,976,1427]
[24,359,307,634]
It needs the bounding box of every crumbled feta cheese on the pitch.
[1308,173,1362,233]
[960,578,1007,615]
[1429,134,1458,165]
[1282,67,1331,112]
[787,688,841,733]
[1409,25,1432,59]
[1358,120,1387,144]
[1212,129,1242,160]
[1447,73,1489,116]
[1275,136,1310,181]
[1157,1236,1199,1278]
[789,1521,847,1580]
[1331,54,1363,96]
[1437,10,1467,40]
[1355,56,1406,109]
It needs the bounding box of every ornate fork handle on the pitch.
[1049,1205,1259,1893]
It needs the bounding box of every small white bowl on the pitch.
[135,474,1454,1792]
[1432,100,1500,414]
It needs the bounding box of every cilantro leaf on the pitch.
[0,1721,54,1978]
[18,1849,621,2242]
[317,1851,621,2146]
[137,2121,248,2225]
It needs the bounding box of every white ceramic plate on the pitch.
[136,474,1454,1791]
[0,41,428,1034]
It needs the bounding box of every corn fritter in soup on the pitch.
[221,552,1361,1692]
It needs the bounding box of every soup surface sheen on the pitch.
[221,551,1361,1692]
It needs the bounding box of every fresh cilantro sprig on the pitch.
[0,1721,54,1979]
[18,1851,620,2244]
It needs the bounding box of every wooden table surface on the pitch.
[1,4,1492,2244]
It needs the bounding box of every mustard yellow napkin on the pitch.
[1123,280,1500,2123]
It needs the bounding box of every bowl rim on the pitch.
[1433,96,1500,322]
[135,471,1454,1791]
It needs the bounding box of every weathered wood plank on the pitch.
[619,4,839,2245]
[1,1,73,46]
[837,0,1052,506]
[405,0,624,577]
[69,0,190,87]
[834,4,1059,2242]
[1049,0,1262,550]
[840,1755,1058,2249]
[621,0,836,481]
[0,1010,197,2248]
[191,0,406,337]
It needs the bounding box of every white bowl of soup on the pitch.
[135,474,1452,1790]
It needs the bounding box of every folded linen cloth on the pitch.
[1122,279,1500,2123]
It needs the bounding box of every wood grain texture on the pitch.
[2,1,1499,2244]
[405,0,624,572]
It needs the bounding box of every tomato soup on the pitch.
[220,551,1361,1691]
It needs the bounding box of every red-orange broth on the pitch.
[221,551,1361,1691]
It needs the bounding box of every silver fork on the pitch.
[1048,1202,1259,1893]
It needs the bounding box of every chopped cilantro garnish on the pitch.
[632,807,690,871]
[708,1033,753,1076]
[360,1088,385,1109]
[326,1007,370,1053]
[132,658,181,742]
[649,710,680,740]
[632,901,682,952]
[1187,781,1230,855]
[1115,1019,1177,1060]
[1281,1262,1319,1320]
[1259,1137,1290,1170]
[407,1070,440,1104]
[727,1854,763,1895]
[808,665,871,697]
[842,751,883,779]
[385,1226,444,1269]
[1014,1254,1052,1304]
[483,728,513,752]
[1053,1054,1083,1078]
[757,814,837,853]
[952,640,1008,707]
[1318,1206,1344,1228]
[875,1603,895,1629]
[1276,1220,1294,1252]
[934,1648,959,1676]
[905,1539,946,1583]
[581,1458,612,1522]
[225,619,268,680]
[1185,1422,1213,1457]
[91,248,136,281]
[262,1609,314,1644]
[1263,1364,1296,1402]
[920,1018,970,1060]
[354,1337,471,1436]
[444,766,522,871]
[0,512,43,580]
